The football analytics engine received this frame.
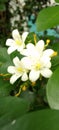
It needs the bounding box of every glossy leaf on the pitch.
[0,96,29,129]
[46,67,59,109]
[1,109,59,130]
[36,6,59,31]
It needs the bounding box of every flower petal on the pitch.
[43,49,54,57]
[41,68,52,78]
[21,72,28,81]
[36,40,45,52]
[26,43,40,57]
[21,57,32,70]
[7,66,16,74]
[10,74,21,84]
[6,39,15,46]
[7,46,16,54]
[12,29,21,41]
[41,56,51,68]
[22,32,29,42]
[26,43,35,50]
[17,44,25,52]
[13,57,21,67]
[29,70,40,82]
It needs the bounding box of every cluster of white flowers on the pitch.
[6,29,55,84]
[9,0,27,30]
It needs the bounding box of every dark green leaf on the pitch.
[1,109,59,130]
[0,47,12,73]
[0,4,6,11]
[0,96,29,129]
[0,77,15,97]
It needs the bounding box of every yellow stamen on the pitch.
[33,34,37,44]
[45,39,50,48]
[15,89,21,97]
[46,39,50,45]
[15,84,27,97]
[51,51,58,57]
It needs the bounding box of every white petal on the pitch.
[21,57,32,70]
[21,72,28,81]
[13,57,21,67]
[26,43,35,50]
[6,39,15,46]
[36,40,45,52]
[7,66,16,74]
[26,43,39,57]
[17,44,25,52]
[41,56,51,68]
[21,43,37,57]
[43,49,54,57]
[12,29,21,41]
[41,68,52,78]
[29,70,40,82]
[7,46,16,54]
[22,32,29,42]
[10,74,21,84]
[44,61,51,68]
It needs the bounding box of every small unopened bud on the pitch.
[22,85,27,91]
[46,39,50,45]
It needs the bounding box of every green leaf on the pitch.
[36,6,59,31]
[46,67,59,109]
[0,4,6,11]
[0,47,12,73]
[55,0,59,2]
[1,109,59,130]
[0,77,15,97]
[0,0,8,3]
[0,96,29,129]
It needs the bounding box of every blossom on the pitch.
[7,57,28,84]
[21,40,54,82]
[6,29,28,54]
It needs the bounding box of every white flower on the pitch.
[7,57,28,84]
[21,40,54,82]
[6,29,28,54]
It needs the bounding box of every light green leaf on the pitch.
[46,67,59,109]
[36,6,59,31]
[1,109,59,130]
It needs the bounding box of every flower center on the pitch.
[15,39,22,46]
[17,67,23,72]
[35,62,41,70]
